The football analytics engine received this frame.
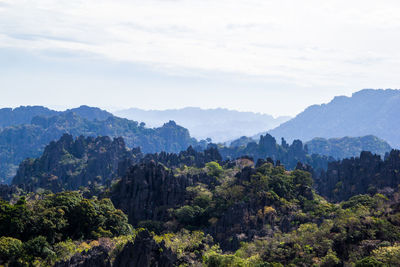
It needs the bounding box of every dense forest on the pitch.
[2,132,400,266]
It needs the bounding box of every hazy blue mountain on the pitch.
[115,107,290,142]
[65,105,114,121]
[305,135,392,159]
[267,89,400,147]
[0,107,198,184]
[0,105,113,130]
[0,106,58,128]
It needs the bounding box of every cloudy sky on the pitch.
[1,0,400,116]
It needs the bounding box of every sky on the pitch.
[1,0,400,117]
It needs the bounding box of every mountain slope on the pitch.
[268,89,400,147]
[115,107,290,142]
[0,106,57,128]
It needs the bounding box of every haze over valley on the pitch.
[114,107,290,142]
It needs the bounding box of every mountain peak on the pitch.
[269,89,400,147]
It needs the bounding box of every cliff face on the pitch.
[54,246,112,267]
[114,230,177,267]
[220,133,332,171]
[0,184,19,201]
[111,161,210,225]
[12,134,140,192]
[142,145,222,168]
[316,149,400,201]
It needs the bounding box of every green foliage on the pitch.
[0,192,131,244]
[23,236,55,260]
[206,161,224,178]
[187,185,213,209]
[320,249,340,267]
[342,194,377,209]
[155,229,213,262]
[4,147,400,267]
[371,244,400,266]
[52,240,77,262]
[355,257,385,267]
[0,236,23,262]
[175,205,205,225]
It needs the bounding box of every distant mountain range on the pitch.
[266,89,400,147]
[0,105,113,128]
[2,89,399,184]
[114,107,290,142]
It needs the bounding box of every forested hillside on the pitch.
[0,108,199,184]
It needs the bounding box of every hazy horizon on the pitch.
[0,88,386,118]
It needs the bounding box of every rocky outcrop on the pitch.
[12,134,140,192]
[0,184,19,201]
[111,160,213,225]
[114,230,177,267]
[142,145,222,168]
[316,149,400,201]
[55,246,112,267]
[220,134,332,171]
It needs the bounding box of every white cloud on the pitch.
[1,0,400,89]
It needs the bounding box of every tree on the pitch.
[206,162,223,178]
[0,237,23,263]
